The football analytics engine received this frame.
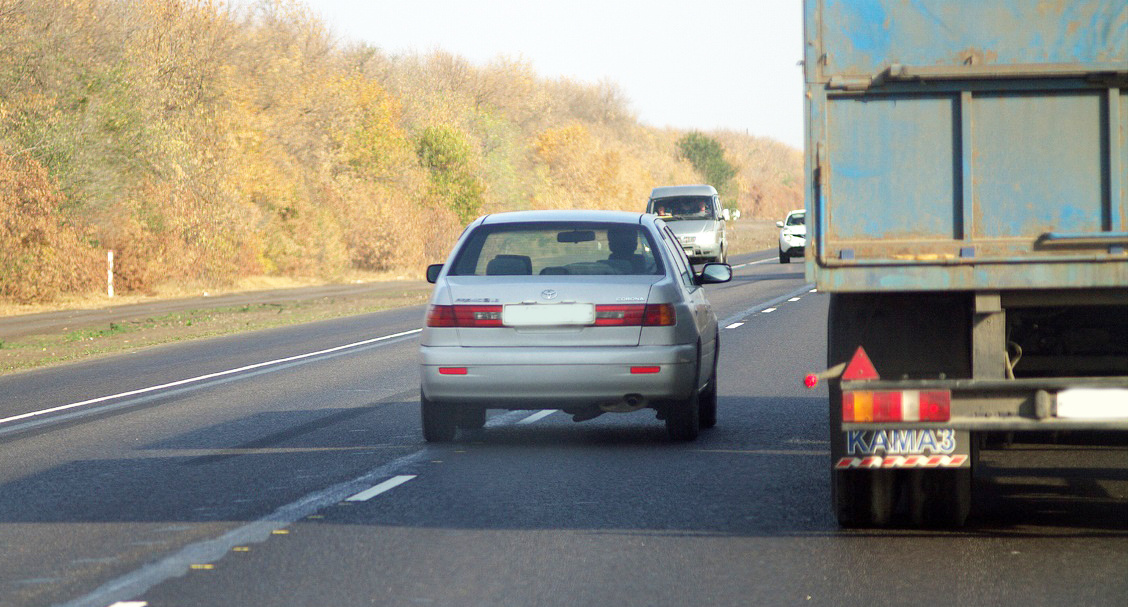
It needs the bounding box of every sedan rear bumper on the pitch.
[420,344,698,408]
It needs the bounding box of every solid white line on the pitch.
[725,322,745,329]
[346,475,416,502]
[730,257,775,269]
[517,410,557,424]
[0,328,422,427]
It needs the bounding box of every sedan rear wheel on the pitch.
[699,368,718,430]
[665,389,701,441]
[421,388,457,442]
[458,407,487,430]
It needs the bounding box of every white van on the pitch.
[646,185,728,263]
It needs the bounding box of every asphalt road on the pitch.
[0,251,1125,607]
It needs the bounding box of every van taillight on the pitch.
[842,390,951,422]
[426,305,503,327]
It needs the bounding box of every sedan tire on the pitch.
[699,365,718,431]
[458,408,487,430]
[421,388,457,442]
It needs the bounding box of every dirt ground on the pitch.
[0,219,780,375]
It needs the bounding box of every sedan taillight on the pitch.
[426,305,503,327]
[427,303,675,327]
[594,304,675,327]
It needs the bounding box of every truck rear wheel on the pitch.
[833,469,895,527]
[828,293,973,527]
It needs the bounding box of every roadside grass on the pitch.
[0,291,431,375]
[0,219,780,376]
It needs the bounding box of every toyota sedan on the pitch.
[420,210,732,442]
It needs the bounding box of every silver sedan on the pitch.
[420,210,732,442]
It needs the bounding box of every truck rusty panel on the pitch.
[804,0,1128,292]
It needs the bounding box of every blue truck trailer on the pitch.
[803,0,1128,526]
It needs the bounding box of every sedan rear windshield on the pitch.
[449,223,663,276]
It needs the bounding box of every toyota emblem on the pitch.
[541,289,558,300]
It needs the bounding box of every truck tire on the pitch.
[833,469,896,527]
[827,293,973,527]
[421,388,457,442]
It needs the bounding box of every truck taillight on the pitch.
[842,390,951,422]
[426,305,503,327]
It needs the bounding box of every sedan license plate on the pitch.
[502,303,595,327]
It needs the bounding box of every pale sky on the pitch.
[299,0,806,150]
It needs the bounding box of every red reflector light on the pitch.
[842,390,951,423]
[842,346,880,381]
[438,367,468,375]
[426,305,503,327]
[918,390,951,421]
[630,366,661,374]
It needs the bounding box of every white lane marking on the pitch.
[0,328,422,428]
[517,410,557,424]
[109,603,148,607]
[730,257,775,269]
[788,297,801,302]
[718,283,815,329]
[725,322,745,329]
[761,307,777,314]
[346,475,416,502]
[60,449,431,607]
[810,288,818,293]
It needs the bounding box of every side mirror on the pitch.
[426,264,443,283]
[722,208,731,221]
[695,262,733,285]
[775,221,784,228]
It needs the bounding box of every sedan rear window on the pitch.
[449,223,662,276]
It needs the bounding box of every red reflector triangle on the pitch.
[842,346,880,381]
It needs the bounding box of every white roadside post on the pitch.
[107,250,114,298]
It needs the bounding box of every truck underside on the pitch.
[827,290,1128,527]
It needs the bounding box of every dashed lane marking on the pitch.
[517,410,558,425]
[346,475,417,502]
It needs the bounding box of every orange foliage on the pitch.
[0,0,802,304]
[0,153,101,302]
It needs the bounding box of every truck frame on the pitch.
[803,0,1128,526]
